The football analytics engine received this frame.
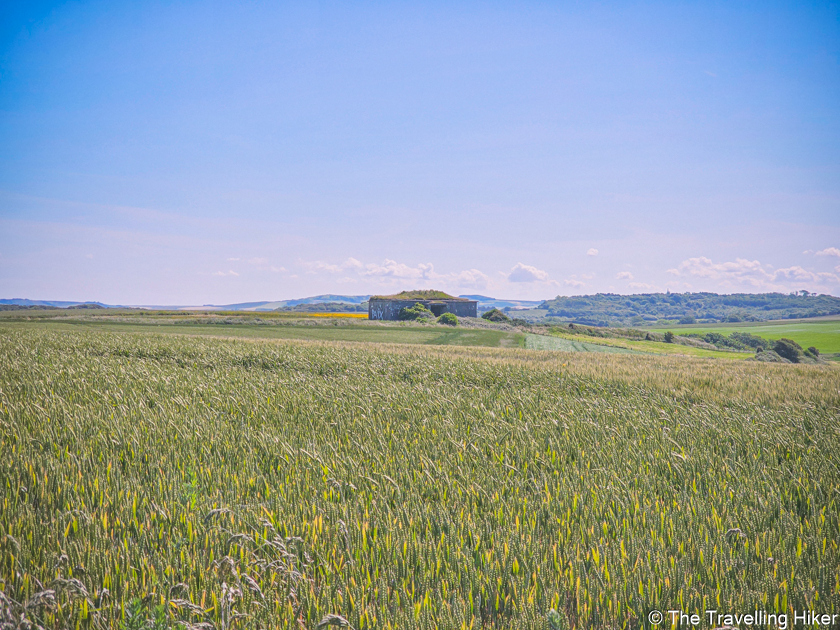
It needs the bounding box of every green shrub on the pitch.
[729,332,769,351]
[481,308,511,322]
[701,332,727,347]
[664,331,674,343]
[772,338,803,363]
[679,315,696,324]
[438,312,458,326]
[806,346,820,357]
[684,331,769,352]
[398,303,434,321]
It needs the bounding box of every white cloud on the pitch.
[305,258,366,275]
[449,268,491,289]
[269,266,286,273]
[508,263,553,283]
[616,271,633,280]
[668,257,765,282]
[816,247,840,257]
[773,266,821,282]
[213,270,239,277]
[564,279,585,288]
[587,248,599,256]
[358,259,435,280]
[773,266,840,285]
[628,282,657,290]
[301,257,489,290]
[668,256,840,291]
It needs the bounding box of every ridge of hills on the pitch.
[534,291,840,326]
[3,291,839,324]
[0,294,541,312]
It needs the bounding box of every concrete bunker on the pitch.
[368,290,477,320]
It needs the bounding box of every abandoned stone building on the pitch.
[368,293,477,320]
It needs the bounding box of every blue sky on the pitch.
[1,1,839,304]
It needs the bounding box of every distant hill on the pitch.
[229,293,537,312]
[459,295,543,313]
[0,298,112,309]
[10,291,833,323]
[273,302,367,313]
[0,296,373,311]
[220,295,371,311]
[537,292,840,327]
[277,294,369,306]
[274,293,542,313]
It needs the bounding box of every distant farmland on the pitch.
[650,316,840,354]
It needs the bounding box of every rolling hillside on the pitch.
[537,291,840,326]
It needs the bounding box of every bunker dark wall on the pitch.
[369,299,477,320]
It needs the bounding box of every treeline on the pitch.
[682,332,822,363]
[554,321,826,362]
[537,291,840,326]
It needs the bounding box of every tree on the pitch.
[664,331,674,343]
[804,346,820,360]
[772,338,803,363]
[481,308,511,323]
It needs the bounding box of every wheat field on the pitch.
[1,327,838,629]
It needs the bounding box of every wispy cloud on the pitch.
[587,248,598,256]
[213,270,239,277]
[507,263,554,284]
[241,257,287,273]
[301,257,489,290]
[667,256,840,291]
[816,247,840,257]
[450,269,490,289]
[305,257,429,279]
[616,271,633,280]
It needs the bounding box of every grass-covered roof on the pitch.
[370,290,470,301]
